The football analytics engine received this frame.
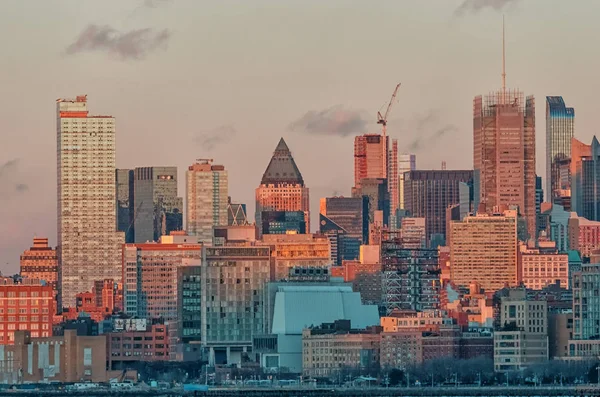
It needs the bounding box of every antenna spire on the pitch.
[502,15,506,104]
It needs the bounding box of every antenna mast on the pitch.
[502,15,506,105]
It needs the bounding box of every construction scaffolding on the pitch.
[381,230,440,315]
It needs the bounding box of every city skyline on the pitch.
[2,0,600,269]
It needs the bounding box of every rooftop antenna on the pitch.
[502,15,506,105]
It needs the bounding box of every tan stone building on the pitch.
[494,288,548,372]
[302,321,380,378]
[450,210,518,293]
[518,241,569,290]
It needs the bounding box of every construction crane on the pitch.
[377,83,401,179]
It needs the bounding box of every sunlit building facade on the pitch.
[57,95,124,308]
[546,96,574,202]
[20,238,58,292]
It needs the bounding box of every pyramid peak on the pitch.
[260,138,304,186]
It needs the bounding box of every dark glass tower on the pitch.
[546,96,574,202]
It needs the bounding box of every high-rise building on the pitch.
[450,210,518,293]
[57,95,124,308]
[353,134,398,228]
[399,217,426,249]
[398,154,416,211]
[546,96,574,202]
[319,196,368,244]
[133,166,183,243]
[260,210,307,235]
[570,136,600,221]
[256,138,309,235]
[474,86,536,238]
[403,170,473,245]
[186,159,228,242]
[535,175,544,236]
[19,238,58,292]
[569,263,600,357]
[116,169,135,243]
[122,236,201,321]
[203,246,271,365]
[568,214,600,259]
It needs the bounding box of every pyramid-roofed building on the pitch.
[261,138,305,186]
[256,138,310,235]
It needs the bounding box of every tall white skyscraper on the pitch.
[186,159,228,242]
[398,153,416,210]
[57,95,124,307]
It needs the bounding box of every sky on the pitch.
[1,0,599,272]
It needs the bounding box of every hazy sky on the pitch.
[1,0,599,272]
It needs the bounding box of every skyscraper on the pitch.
[546,96,574,202]
[398,153,416,211]
[319,197,369,244]
[57,95,124,308]
[134,166,183,243]
[186,159,229,242]
[570,136,600,221]
[353,134,398,228]
[473,24,536,238]
[403,170,473,245]
[255,138,309,235]
[116,169,134,243]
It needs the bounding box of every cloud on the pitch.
[289,105,369,137]
[14,184,28,193]
[196,125,237,151]
[403,110,459,152]
[0,159,19,179]
[65,24,171,60]
[142,0,173,8]
[454,0,519,16]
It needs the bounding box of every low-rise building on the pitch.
[302,320,381,378]
[107,324,168,368]
[0,330,106,383]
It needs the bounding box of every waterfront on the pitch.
[1,386,600,397]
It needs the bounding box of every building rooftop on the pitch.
[260,138,305,186]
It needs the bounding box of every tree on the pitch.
[388,368,404,386]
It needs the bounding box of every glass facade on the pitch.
[261,210,307,235]
[546,96,574,201]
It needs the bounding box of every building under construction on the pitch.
[381,230,440,314]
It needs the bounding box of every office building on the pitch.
[568,263,600,357]
[116,169,135,243]
[57,95,124,308]
[0,278,55,344]
[259,234,330,281]
[473,89,536,239]
[302,321,381,378]
[450,210,518,293]
[203,246,271,365]
[403,170,473,245]
[122,236,202,321]
[260,210,307,235]
[353,134,398,228]
[398,153,416,211]
[568,214,600,259]
[570,136,600,221]
[256,138,309,236]
[186,159,228,242]
[175,265,202,361]
[518,242,569,290]
[227,197,248,226]
[352,178,389,229]
[494,288,548,372]
[546,96,574,202]
[133,166,183,243]
[400,217,426,249]
[381,230,440,314]
[319,214,359,265]
[320,196,369,243]
[19,238,58,292]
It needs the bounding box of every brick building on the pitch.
[19,238,58,292]
[107,324,168,368]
